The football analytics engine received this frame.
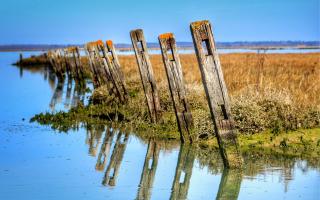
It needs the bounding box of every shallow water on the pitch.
[0,52,319,200]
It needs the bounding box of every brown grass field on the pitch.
[118,53,320,107]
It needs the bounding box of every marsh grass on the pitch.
[31,53,320,136]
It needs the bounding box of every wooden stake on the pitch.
[190,20,242,168]
[105,40,128,100]
[158,33,195,143]
[130,29,161,123]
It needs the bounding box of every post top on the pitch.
[190,20,210,29]
[106,40,113,47]
[159,33,174,40]
[96,40,104,47]
[130,29,143,34]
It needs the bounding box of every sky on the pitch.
[0,0,319,44]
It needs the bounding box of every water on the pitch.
[0,52,319,200]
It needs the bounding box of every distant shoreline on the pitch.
[0,41,319,52]
[0,46,319,52]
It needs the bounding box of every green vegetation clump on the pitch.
[14,54,49,66]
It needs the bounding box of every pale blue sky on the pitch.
[0,0,319,44]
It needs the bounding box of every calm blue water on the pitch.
[0,52,319,200]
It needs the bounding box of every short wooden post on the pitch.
[130,29,161,123]
[96,40,126,103]
[190,20,242,168]
[85,42,103,87]
[102,132,128,186]
[159,33,195,143]
[170,144,195,200]
[105,40,128,100]
[136,140,160,199]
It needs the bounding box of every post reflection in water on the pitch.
[64,76,73,109]
[136,139,160,200]
[102,131,129,186]
[49,76,65,110]
[49,74,87,111]
[86,125,105,157]
[96,128,115,171]
[216,169,242,200]
[170,144,195,200]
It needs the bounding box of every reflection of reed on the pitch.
[170,144,195,200]
[96,128,115,171]
[86,125,105,157]
[49,76,65,110]
[136,140,160,200]
[102,132,129,186]
[216,169,242,200]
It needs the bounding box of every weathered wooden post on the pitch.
[158,33,195,143]
[136,140,160,200]
[130,29,161,123]
[96,40,126,103]
[170,144,195,200]
[85,42,103,87]
[102,132,129,186]
[190,20,242,168]
[105,40,128,100]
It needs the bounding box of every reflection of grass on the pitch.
[200,128,320,161]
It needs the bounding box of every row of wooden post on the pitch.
[47,47,84,81]
[46,20,242,168]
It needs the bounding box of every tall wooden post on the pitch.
[158,33,195,143]
[190,20,242,168]
[170,144,195,200]
[130,29,161,123]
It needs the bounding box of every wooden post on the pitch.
[170,144,195,200]
[85,42,103,87]
[102,132,129,186]
[105,40,128,100]
[96,40,126,103]
[136,140,160,200]
[130,29,161,123]
[158,33,195,143]
[190,20,242,168]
